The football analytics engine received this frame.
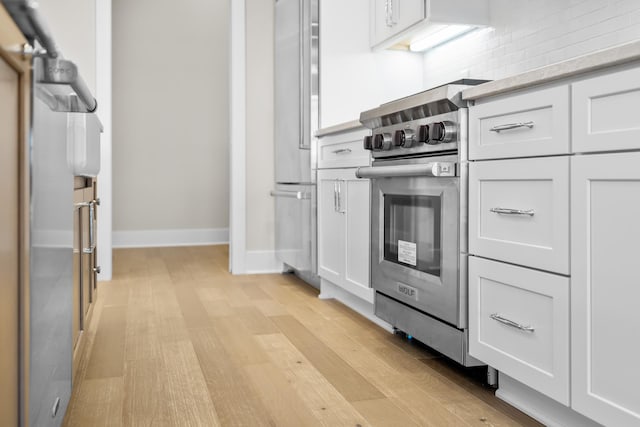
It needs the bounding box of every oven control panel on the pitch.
[363,111,463,159]
[365,121,456,151]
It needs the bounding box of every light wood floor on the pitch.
[63,246,542,427]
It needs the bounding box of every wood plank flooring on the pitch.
[63,246,543,427]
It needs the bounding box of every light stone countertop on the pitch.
[315,120,364,137]
[462,40,640,100]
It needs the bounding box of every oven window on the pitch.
[383,194,441,276]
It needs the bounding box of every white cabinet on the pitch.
[318,168,372,302]
[469,157,570,274]
[469,257,570,405]
[318,172,344,285]
[468,61,640,427]
[469,85,570,160]
[570,152,640,426]
[370,0,490,50]
[572,66,640,153]
[317,126,370,169]
[370,0,425,48]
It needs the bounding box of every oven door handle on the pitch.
[355,162,456,179]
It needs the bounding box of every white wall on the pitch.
[246,0,275,252]
[38,0,113,278]
[112,0,230,248]
[422,0,640,88]
[320,0,424,127]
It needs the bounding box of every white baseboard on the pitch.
[497,374,601,427]
[319,278,393,333]
[244,250,282,274]
[113,228,229,248]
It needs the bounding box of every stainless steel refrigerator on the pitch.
[271,0,319,287]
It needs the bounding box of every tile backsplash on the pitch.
[422,0,640,88]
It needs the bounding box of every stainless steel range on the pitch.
[357,80,487,366]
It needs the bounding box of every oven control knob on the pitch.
[373,133,392,151]
[418,125,430,143]
[393,130,403,146]
[428,121,456,144]
[363,135,373,150]
[393,129,416,147]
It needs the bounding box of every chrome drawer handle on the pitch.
[490,207,535,216]
[489,121,534,132]
[332,148,352,155]
[490,313,535,332]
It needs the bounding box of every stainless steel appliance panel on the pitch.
[273,0,319,284]
[275,0,318,184]
[29,77,74,427]
[272,183,317,285]
[375,292,482,366]
[358,82,487,366]
[370,157,462,327]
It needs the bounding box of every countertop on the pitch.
[462,40,640,100]
[315,120,364,137]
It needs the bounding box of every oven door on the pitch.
[368,162,461,327]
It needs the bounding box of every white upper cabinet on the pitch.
[572,66,640,153]
[370,0,425,48]
[370,0,490,50]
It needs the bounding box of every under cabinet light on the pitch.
[409,24,477,52]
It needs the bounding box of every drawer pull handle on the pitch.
[490,313,535,332]
[490,207,535,216]
[332,148,352,155]
[489,121,534,133]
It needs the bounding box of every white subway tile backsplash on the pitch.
[422,0,640,88]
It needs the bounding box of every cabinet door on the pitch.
[571,152,640,426]
[469,157,570,274]
[469,85,570,160]
[371,0,425,48]
[469,257,569,405]
[317,127,370,169]
[343,173,372,301]
[572,65,640,153]
[317,170,344,284]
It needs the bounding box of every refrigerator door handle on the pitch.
[270,190,311,200]
[298,0,305,149]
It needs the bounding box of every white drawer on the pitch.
[469,256,569,405]
[469,85,570,160]
[317,127,370,169]
[573,65,640,153]
[469,157,569,274]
